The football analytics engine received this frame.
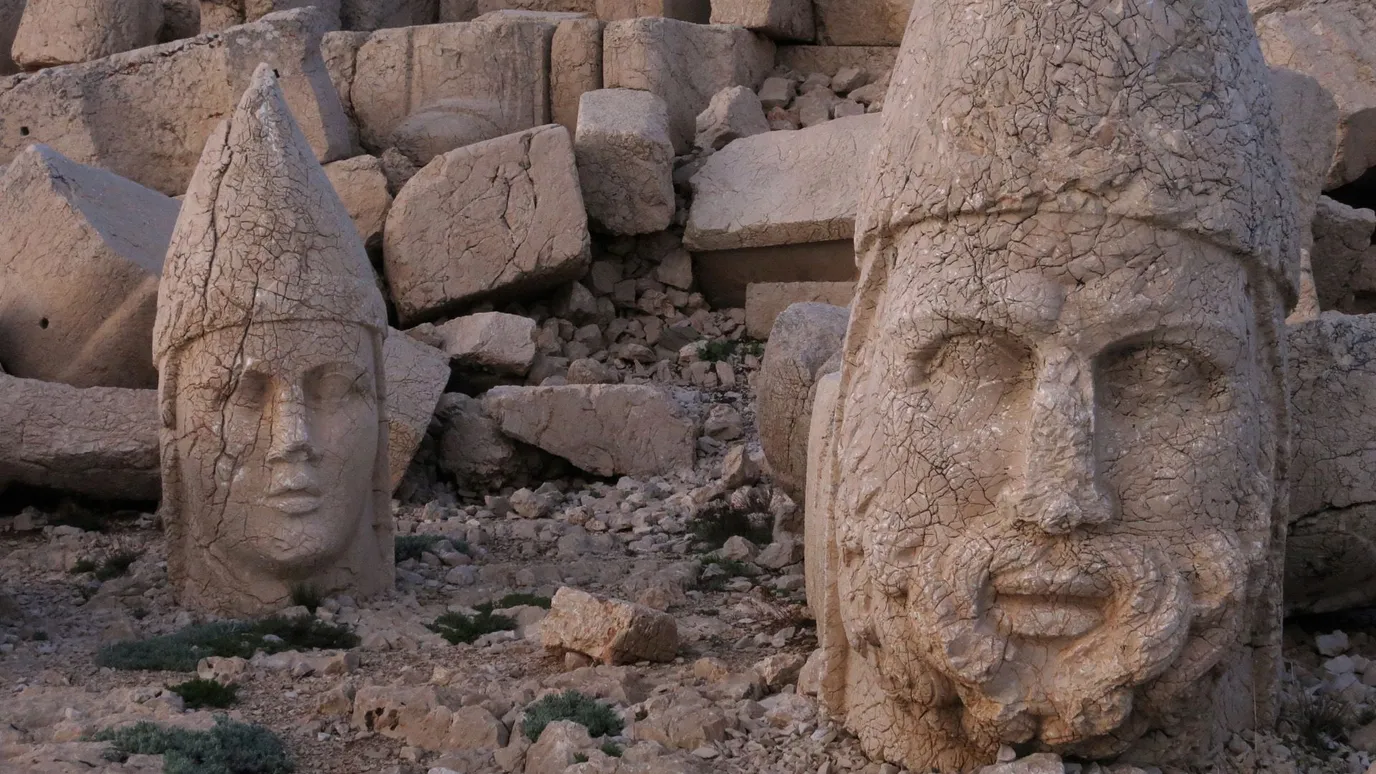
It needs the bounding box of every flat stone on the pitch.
[551,17,604,135]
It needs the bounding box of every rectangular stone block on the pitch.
[595,0,707,22]
[710,0,813,42]
[692,241,857,309]
[441,0,592,18]
[0,8,352,195]
[350,17,553,151]
[814,0,912,45]
[745,281,855,339]
[575,88,674,235]
[685,114,881,251]
[552,17,604,135]
[776,45,897,78]
[383,125,590,325]
[603,17,774,151]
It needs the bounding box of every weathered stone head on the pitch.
[810,0,1299,768]
[153,64,393,616]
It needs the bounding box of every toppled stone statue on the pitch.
[152,64,394,616]
[808,0,1299,769]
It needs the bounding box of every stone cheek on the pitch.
[812,213,1286,771]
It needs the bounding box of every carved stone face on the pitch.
[173,320,380,583]
[834,213,1273,755]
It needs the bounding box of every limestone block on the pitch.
[351,685,509,751]
[381,330,451,491]
[603,17,774,151]
[388,99,508,165]
[350,17,553,152]
[814,0,911,45]
[0,372,159,501]
[575,88,674,235]
[383,125,590,325]
[1310,197,1376,314]
[710,0,812,42]
[440,0,593,20]
[482,384,698,477]
[541,586,678,664]
[13,0,164,69]
[745,282,853,339]
[437,393,542,490]
[692,241,857,309]
[1270,67,1340,251]
[595,0,707,23]
[324,154,393,251]
[1288,313,1376,613]
[1254,0,1376,188]
[685,114,881,251]
[694,85,769,152]
[551,17,603,135]
[0,8,352,196]
[433,312,537,376]
[757,302,847,504]
[0,0,23,75]
[0,145,178,389]
[341,0,436,29]
[775,46,897,81]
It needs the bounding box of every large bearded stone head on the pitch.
[811,0,1299,769]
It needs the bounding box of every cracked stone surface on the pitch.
[809,0,1299,768]
[0,144,178,389]
[575,88,675,236]
[383,124,591,326]
[153,65,393,617]
[12,0,163,69]
[813,0,912,45]
[550,16,603,136]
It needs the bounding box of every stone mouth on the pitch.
[262,492,322,516]
[989,563,1114,639]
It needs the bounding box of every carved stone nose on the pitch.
[266,383,316,463]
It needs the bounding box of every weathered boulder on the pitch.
[1288,313,1376,613]
[387,99,507,166]
[757,302,848,504]
[349,17,553,152]
[709,0,812,42]
[575,88,675,235]
[542,587,678,664]
[0,372,159,501]
[351,684,509,751]
[595,0,707,22]
[525,720,595,773]
[382,330,451,490]
[433,312,537,376]
[1254,0,1376,188]
[0,8,352,196]
[694,85,769,152]
[813,0,911,45]
[324,154,393,251]
[1270,66,1340,249]
[437,393,543,490]
[384,125,590,325]
[745,281,854,339]
[1309,197,1376,314]
[551,17,603,135]
[0,144,178,389]
[12,0,163,69]
[483,384,698,477]
[603,17,774,151]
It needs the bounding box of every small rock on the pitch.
[1318,631,1350,657]
[831,67,868,94]
[541,586,679,664]
[753,653,806,690]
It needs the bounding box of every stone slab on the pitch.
[692,241,858,309]
[745,281,854,339]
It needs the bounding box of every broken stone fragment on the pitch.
[351,684,509,751]
[432,312,538,376]
[387,98,508,167]
[1309,197,1376,314]
[381,330,451,491]
[437,392,544,490]
[13,0,164,69]
[602,17,774,152]
[0,144,178,389]
[694,85,770,152]
[525,719,594,771]
[756,76,795,110]
[324,154,393,252]
[551,17,604,136]
[709,0,813,42]
[744,281,854,339]
[575,88,675,236]
[542,586,678,664]
[384,124,590,325]
[0,8,352,196]
[483,384,698,477]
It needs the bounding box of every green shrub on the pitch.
[97,616,358,672]
[289,584,321,613]
[427,605,515,645]
[495,593,551,610]
[92,716,292,774]
[1293,691,1351,751]
[690,500,771,550]
[394,534,444,563]
[169,678,238,709]
[522,690,624,742]
[600,741,623,758]
[699,339,763,363]
[70,559,98,575]
[94,551,140,581]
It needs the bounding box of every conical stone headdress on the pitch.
[153,63,386,363]
[855,0,1300,300]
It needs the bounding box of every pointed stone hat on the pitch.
[855,0,1300,299]
[153,63,386,364]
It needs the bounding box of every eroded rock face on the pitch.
[12,0,164,69]
[809,0,1297,769]
[153,66,393,616]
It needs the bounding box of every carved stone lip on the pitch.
[990,565,1113,600]
[988,561,1114,639]
[262,491,322,516]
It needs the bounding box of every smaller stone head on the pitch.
[153,64,393,615]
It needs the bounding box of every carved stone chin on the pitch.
[153,64,393,617]
[807,0,1299,770]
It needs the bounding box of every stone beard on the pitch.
[160,319,390,615]
[827,212,1288,767]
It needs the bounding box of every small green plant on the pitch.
[289,584,322,613]
[92,716,292,774]
[169,678,238,709]
[94,551,140,581]
[427,604,516,645]
[97,616,358,672]
[394,534,445,563]
[1292,691,1351,751]
[70,559,98,575]
[699,338,764,363]
[599,741,623,758]
[495,592,551,609]
[522,690,625,742]
[574,753,589,764]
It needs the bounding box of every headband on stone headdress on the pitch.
[152,63,386,364]
[854,0,1301,302]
